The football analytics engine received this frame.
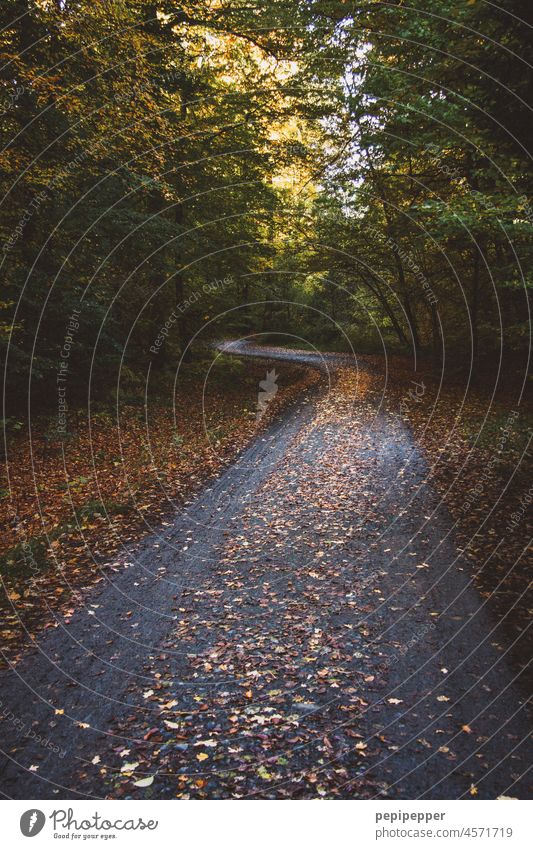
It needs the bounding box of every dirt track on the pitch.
[0,343,530,799]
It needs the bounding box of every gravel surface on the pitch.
[0,343,530,800]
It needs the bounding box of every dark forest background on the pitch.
[1,0,531,417]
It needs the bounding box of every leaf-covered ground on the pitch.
[0,345,530,800]
[0,357,318,664]
[367,354,532,668]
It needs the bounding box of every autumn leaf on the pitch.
[121,762,140,773]
[133,776,154,788]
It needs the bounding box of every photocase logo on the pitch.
[256,368,279,421]
[20,809,46,837]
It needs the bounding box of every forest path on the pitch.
[0,343,530,799]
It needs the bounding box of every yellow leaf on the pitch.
[133,776,154,788]
[161,699,179,710]
[121,761,140,773]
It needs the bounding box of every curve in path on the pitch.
[0,342,530,799]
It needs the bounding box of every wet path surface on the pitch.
[0,343,530,799]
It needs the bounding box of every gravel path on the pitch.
[0,342,530,799]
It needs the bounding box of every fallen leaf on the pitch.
[121,761,140,773]
[133,776,154,788]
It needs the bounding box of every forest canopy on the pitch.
[1,0,531,412]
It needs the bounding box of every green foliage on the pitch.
[297,0,532,366]
[0,0,530,405]
[0,0,304,411]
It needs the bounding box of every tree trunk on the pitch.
[402,293,421,354]
[355,270,410,349]
[471,245,481,366]
[174,203,192,361]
